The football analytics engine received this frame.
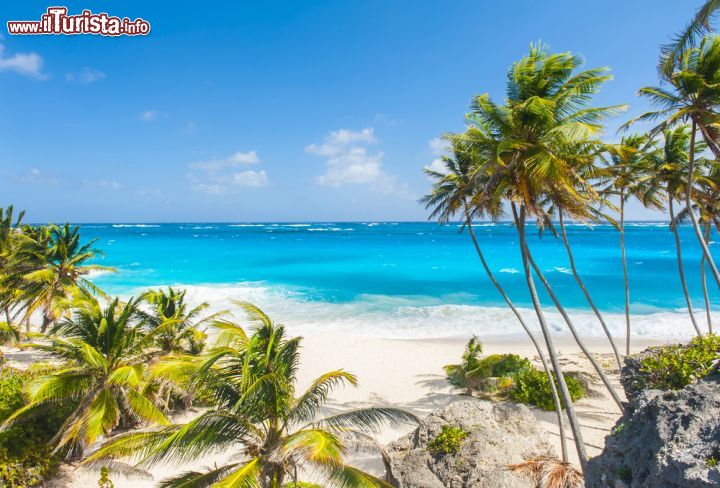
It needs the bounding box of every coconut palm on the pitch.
[422,135,570,460]
[140,287,224,356]
[17,224,114,332]
[86,303,417,487]
[599,136,662,354]
[465,44,627,471]
[628,36,720,291]
[1,297,169,458]
[651,126,708,336]
[0,206,26,330]
[661,0,720,75]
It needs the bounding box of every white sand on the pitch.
[3,333,671,486]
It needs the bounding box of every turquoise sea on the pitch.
[82,221,716,339]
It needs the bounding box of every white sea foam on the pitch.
[500,268,520,274]
[116,282,699,341]
[111,224,160,228]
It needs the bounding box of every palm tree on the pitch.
[422,136,570,461]
[0,206,25,331]
[86,303,417,487]
[600,136,662,354]
[661,0,720,75]
[17,224,114,332]
[651,126,707,336]
[465,44,627,472]
[628,36,720,292]
[140,287,224,356]
[1,298,169,458]
[443,335,485,396]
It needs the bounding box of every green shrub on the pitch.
[479,354,532,378]
[0,366,71,487]
[638,335,720,390]
[427,425,468,456]
[509,367,585,411]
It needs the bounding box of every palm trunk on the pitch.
[688,119,720,290]
[465,210,568,461]
[512,203,588,472]
[619,193,631,355]
[558,211,622,370]
[526,250,624,411]
[701,223,713,334]
[669,197,702,337]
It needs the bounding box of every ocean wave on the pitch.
[500,268,520,274]
[112,224,160,228]
[115,282,699,340]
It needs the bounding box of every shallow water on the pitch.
[80,221,716,339]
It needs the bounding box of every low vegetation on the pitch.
[445,338,585,411]
[638,334,720,390]
[427,425,469,456]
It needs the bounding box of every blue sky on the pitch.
[0,0,700,222]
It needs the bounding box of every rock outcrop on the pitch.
[386,399,554,487]
[586,365,720,488]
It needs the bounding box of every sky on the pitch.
[0,0,703,223]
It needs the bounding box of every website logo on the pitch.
[7,7,151,36]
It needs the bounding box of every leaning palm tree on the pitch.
[86,303,417,487]
[17,224,115,332]
[0,206,25,330]
[627,35,720,292]
[651,126,707,336]
[465,43,627,472]
[1,297,169,458]
[422,135,570,461]
[599,136,662,354]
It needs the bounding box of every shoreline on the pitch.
[4,333,669,487]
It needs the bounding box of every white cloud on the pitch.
[66,67,106,84]
[141,110,158,121]
[19,168,59,184]
[83,179,120,189]
[0,43,45,79]
[188,151,268,193]
[190,151,259,171]
[425,158,447,174]
[307,128,403,193]
[428,137,449,155]
[230,170,268,187]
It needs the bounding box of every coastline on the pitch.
[3,333,668,487]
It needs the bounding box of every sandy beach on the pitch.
[3,333,671,487]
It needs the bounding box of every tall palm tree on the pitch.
[661,0,720,75]
[628,36,720,292]
[17,224,114,332]
[422,136,569,461]
[600,136,662,354]
[86,303,417,487]
[651,126,707,336]
[465,44,627,472]
[140,287,224,356]
[1,298,168,458]
[0,206,26,331]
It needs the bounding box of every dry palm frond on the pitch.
[507,457,584,488]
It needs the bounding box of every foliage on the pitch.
[426,425,468,456]
[0,366,70,487]
[444,336,485,394]
[638,334,720,390]
[2,298,169,457]
[88,303,417,487]
[510,368,585,411]
[282,483,323,488]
